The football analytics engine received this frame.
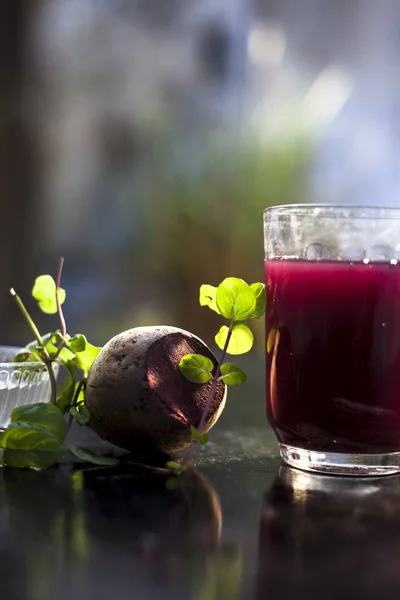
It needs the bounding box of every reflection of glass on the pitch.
[264,205,400,476]
[0,346,54,427]
[257,466,400,599]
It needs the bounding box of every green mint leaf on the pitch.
[56,375,75,413]
[166,460,183,472]
[27,332,53,348]
[13,351,39,363]
[68,335,101,376]
[219,363,246,386]
[28,348,47,362]
[1,423,61,450]
[55,359,79,413]
[26,332,76,361]
[57,347,76,362]
[68,444,118,466]
[68,334,86,353]
[32,275,66,315]
[24,335,61,361]
[179,354,214,384]
[267,328,277,354]
[198,433,209,444]
[10,402,66,443]
[199,284,221,314]
[190,426,208,444]
[25,338,52,360]
[3,446,62,469]
[1,412,63,469]
[250,283,266,319]
[216,278,256,322]
[190,424,200,442]
[24,333,74,363]
[26,330,56,350]
[69,407,79,422]
[44,334,74,361]
[215,324,254,355]
[40,333,75,362]
[70,405,90,426]
[51,330,69,345]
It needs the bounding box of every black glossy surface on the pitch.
[2,424,400,599]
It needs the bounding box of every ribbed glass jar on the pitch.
[0,346,54,427]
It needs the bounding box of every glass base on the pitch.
[280,444,400,477]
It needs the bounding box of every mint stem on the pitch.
[10,288,57,405]
[47,362,58,406]
[10,288,48,355]
[65,379,86,434]
[53,257,67,360]
[180,319,234,468]
[198,320,233,433]
[125,460,171,475]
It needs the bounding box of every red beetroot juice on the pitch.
[265,259,400,453]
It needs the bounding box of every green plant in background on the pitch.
[144,132,311,343]
[3,259,118,469]
[167,277,265,475]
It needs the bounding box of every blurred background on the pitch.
[1,0,398,353]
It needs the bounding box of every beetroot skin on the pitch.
[85,326,227,453]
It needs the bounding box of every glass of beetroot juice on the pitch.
[264,204,400,476]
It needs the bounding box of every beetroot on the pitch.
[85,326,227,453]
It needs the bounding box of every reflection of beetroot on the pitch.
[84,467,222,553]
[85,326,227,453]
[82,467,222,587]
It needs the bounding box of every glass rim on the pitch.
[263,203,400,217]
[0,345,48,369]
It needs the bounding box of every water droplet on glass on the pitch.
[382,323,387,328]
[390,258,398,266]
[305,244,333,260]
[365,243,394,261]
[363,258,370,265]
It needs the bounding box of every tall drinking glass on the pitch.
[264,205,400,476]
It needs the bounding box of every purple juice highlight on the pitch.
[265,258,400,453]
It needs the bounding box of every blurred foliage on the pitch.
[142,131,313,344]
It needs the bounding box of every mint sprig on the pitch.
[0,403,66,469]
[7,259,109,470]
[176,277,266,473]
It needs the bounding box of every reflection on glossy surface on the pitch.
[257,466,400,599]
[0,465,224,600]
